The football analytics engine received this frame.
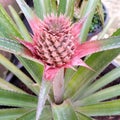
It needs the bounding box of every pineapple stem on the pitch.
[53,68,64,104]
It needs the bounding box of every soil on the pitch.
[94,116,120,120]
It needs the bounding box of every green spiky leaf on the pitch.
[0,89,37,107]
[0,77,25,94]
[34,0,52,19]
[0,108,29,120]
[52,100,78,120]
[16,109,36,120]
[8,5,32,42]
[36,80,52,120]
[16,0,34,20]
[80,0,100,42]
[74,84,120,106]
[82,67,120,98]
[58,0,67,15]
[0,53,38,94]
[0,4,43,86]
[76,112,93,120]
[76,100,120,116]
[0,4,21,38]
[65,0,75,18]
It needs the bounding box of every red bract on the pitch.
[18,15,101,80]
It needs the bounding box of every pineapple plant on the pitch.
[0,0,120,120]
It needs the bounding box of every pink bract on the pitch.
[18,15,101,80]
